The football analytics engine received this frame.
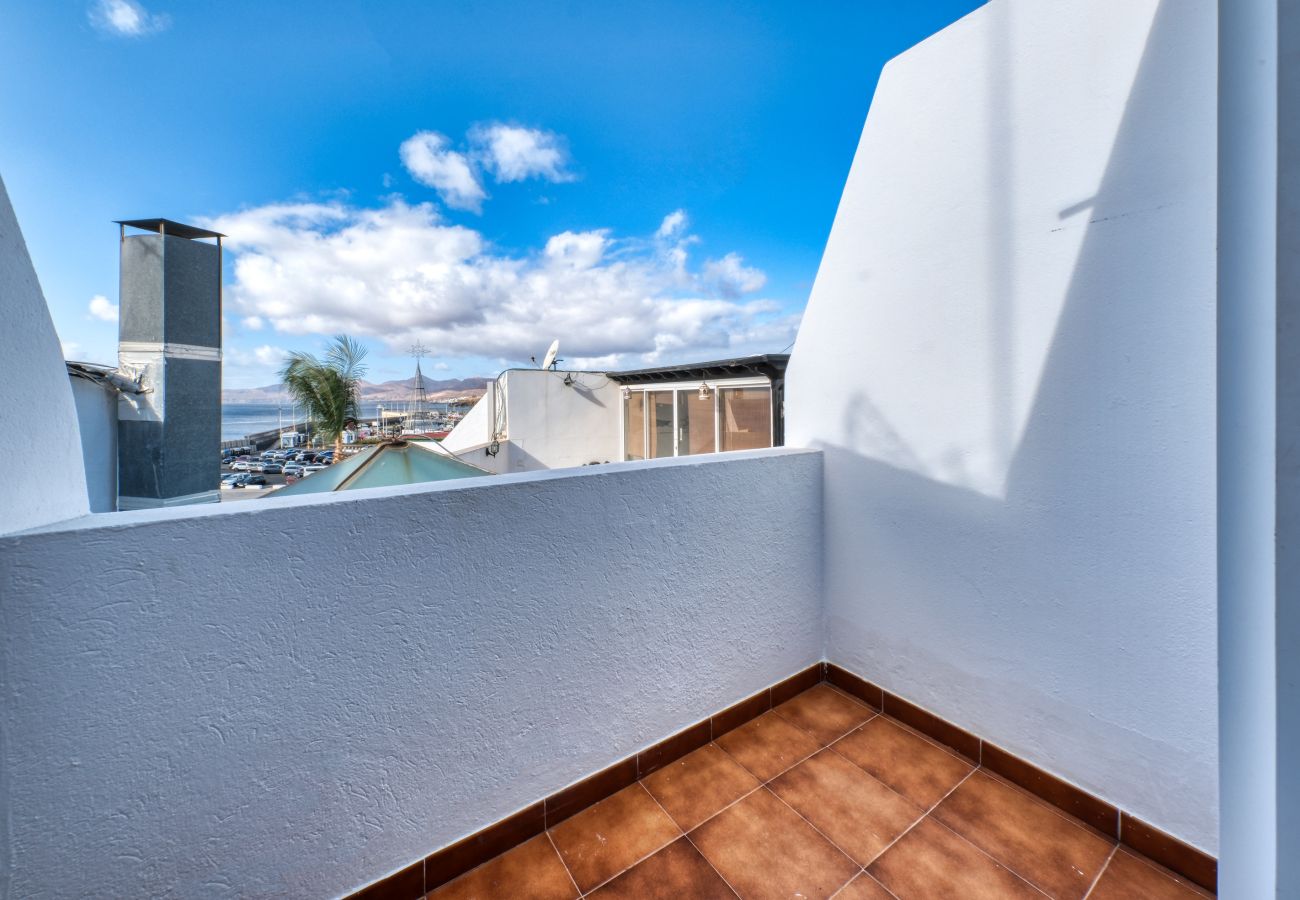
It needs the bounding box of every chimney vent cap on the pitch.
[115,218,225,241]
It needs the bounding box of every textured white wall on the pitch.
[442,369,621,473]
[786,0,1218,852]
[0,177,88,533]
[1217,1,1280,893]
[0,448,822,899]
[439,383,497,464]
[69,377,119,513]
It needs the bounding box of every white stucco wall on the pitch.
[0,176,89,533]
[786,0,1218,853]
[439,383,497,462]
[0,448,821,899]
[69,376,119,513]
[441,369,621,473]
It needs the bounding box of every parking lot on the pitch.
[218,464,289,501]
[218,450,337,501]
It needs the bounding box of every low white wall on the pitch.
[786,0,1218,852]
[0,448,822,899]
[0,176,88,533]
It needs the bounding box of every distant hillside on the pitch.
[223,375,488,405]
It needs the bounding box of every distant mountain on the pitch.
[223,375,489,405]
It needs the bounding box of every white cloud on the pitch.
[61,340,82,360]
[656,210,688,239]
[88,294,119,322]
[88,0,170,37]
[242,315,264,330]
[399,131,486,213]
[204,199,796,370]
[226,344,289,369]
[544,230,608,269]
[471,123,573,184]
[702,253,767,298]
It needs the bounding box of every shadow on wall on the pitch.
[809,0,1217,851]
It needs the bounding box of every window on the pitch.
[624,391,645,461]
[719,386,772,452]
[621,382,772,460]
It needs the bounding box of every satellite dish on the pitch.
[541,339,560,370]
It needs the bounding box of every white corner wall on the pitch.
[0,176,89,533]
[500,370,621,470]
[786,0,1218,852]
[442,369,622,473]
[69,377,119,513]
[439,383,497,461]
[0,449,821,898]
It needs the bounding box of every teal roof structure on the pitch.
[272,440,488,496]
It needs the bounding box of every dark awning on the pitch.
[606,354,790,385]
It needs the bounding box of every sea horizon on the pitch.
[221,401,455,441]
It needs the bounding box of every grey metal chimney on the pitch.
[114,218,224,509]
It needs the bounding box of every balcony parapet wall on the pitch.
[0,448,823,899]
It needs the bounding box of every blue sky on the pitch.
[2,0,983,388]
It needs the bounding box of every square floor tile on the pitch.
[641,742,760,831]
[832,716,973,808]
[690,786,859,900]
[586,836,735,899]
[548,783,681,893]
[770,748,924,865]
[715,710,823,781]
[931,770,1113,899]
[425,834,577,900]
[1089,848,1214,900]
[867,817,1043,899]
[833,873,898,900]
[773,684,876,745]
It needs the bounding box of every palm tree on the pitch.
[279,335,368,457]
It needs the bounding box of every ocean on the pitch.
[221,402,455,441]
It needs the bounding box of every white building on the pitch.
[441,355,788,473]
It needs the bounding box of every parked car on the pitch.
[220,473,243,485]
[231,475,267,488]
[303,464,326,473]
[262,463,283,475]
[231,460,252,472]
[282,463,304,477]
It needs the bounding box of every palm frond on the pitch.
[279,337,368,443]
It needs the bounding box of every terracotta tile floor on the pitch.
[426,683,1215,899]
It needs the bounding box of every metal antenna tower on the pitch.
[407,342,433,432]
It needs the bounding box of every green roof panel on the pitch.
[272,441,487,497]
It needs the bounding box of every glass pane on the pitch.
[719,386,772,452]
[677,391,716,456]
[624,392,645,461]
[649,391,675,458]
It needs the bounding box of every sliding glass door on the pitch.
[623,383,771,460]
[677,391,716,455]
[649,391,675,458]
